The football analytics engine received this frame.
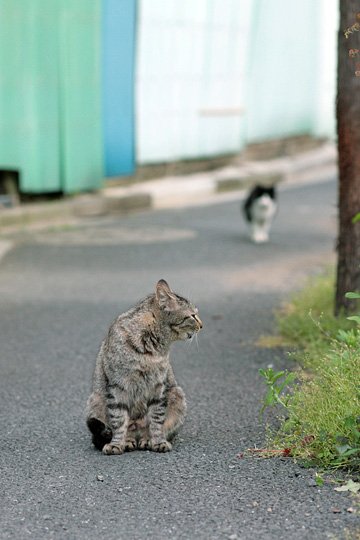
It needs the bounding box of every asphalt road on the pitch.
[0,179,357,539]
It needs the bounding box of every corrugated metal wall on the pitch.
[102,0,136,177]
[136,0,254,164]
[312,0,338,139]
[245,0,337,143]
[0,0,338,193]
[0,0,103,194]
[136,0,338,165]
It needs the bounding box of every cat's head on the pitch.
[253,185,276,199]
[155,279,202,341]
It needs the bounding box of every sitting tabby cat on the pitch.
[86,279,202,454]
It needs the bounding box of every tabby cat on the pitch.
[86,279,202,454]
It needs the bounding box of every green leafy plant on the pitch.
[259,367,296,415]
[315,472,324,486]
[258,273,360,472]
[276,271,352,369]
[334,415,360,469]
[345,291,360,324]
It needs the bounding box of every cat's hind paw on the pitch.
[138,437,151,451]
[102,443,124,455]
[124,438,137,452]
[151,441,172,453]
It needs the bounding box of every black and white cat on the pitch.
[242,185,277,243]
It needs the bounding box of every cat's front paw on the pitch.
[150,440,172,453]
[102,443,125,455]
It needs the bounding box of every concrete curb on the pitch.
[102,141,336,209]
[0,142,337,232]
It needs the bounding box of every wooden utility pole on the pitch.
[335,2,360,314]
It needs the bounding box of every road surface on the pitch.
[0,179,356,539]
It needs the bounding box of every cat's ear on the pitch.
[156,279,177,310]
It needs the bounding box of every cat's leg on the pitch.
[147,396,172,452]
[102,386,130,455]
[252,222,267,243]
[250,222,260,243]
[263,217,272,242]
[86,392,112,451]
[163,386,187,441]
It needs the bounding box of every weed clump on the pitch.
[261,272,360,472]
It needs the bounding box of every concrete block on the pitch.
[216,172,282,193]
[216,177,249,193]
[72,195,108,217]
[105,193,152,213]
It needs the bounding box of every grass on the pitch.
[261,271,360,472]
[276,271,353,368]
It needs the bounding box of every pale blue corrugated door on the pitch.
[102,0,136,177]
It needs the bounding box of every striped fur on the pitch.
[86,279,202,455]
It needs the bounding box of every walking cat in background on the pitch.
[242,185,277,243]
[86,279,202,455]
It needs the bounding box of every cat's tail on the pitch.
[87,417,112,451]
[86,392,112,451]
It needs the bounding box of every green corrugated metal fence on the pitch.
[0,0,103,194]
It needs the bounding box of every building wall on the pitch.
[102,0,136,177]
[246,0,319,142]
[246,0,338,143]
[136,0,254,164]
[0,0,103,194]
[0,0,339,193]
[136,0,338,165]
[312,0,338,139]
